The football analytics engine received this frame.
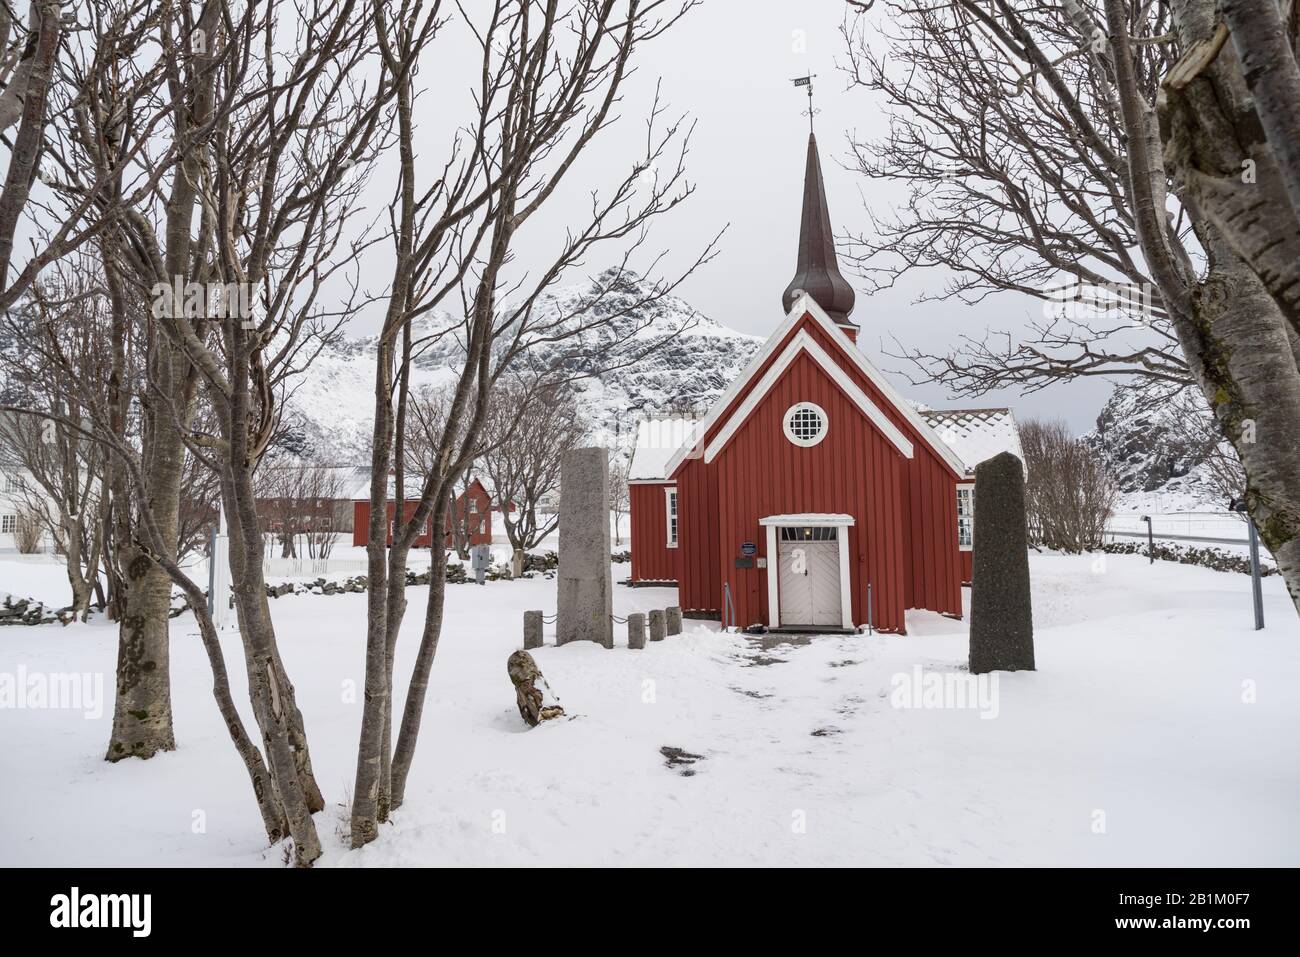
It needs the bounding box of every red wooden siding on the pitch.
[712,350,908,632]
[353,500,434,547]
[446,479,493,548]
[629,482,679,582]
[351,480,493,549]
[670,306,967,621]
[676,453,721,614]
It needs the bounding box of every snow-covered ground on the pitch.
[1,551,1297,867]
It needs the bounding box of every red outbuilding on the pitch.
[627,133,1022,634]
[352,476,494,548]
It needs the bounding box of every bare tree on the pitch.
[610,454,630,547]
[2,0,404,864]
[350,0,721,847]
[257,461,345,560]
[0,410,105,616]
[478,379,587,552]
[12,504,42,553]
[843,0,1300,614]
[1021,418,1117,552]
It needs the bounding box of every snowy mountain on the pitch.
[1086,379,1231,511]
[290,272,1233,514]
[278,270,762,462]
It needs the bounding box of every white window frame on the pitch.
[782,400,829,449]
[664,486,678,548]
[956,483,975,552]
[1,514,15,534]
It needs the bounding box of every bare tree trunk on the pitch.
[378,318,414,821]
[1145,0,1300,612]
[1219,0,1300,231]
[104,345,185,761]
[1188,243,1300,611]
[390,495,451,809]
[224,456,323,864]
[352,57,417,844]
[0,0,59,289]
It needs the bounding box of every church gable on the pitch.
[703,326,913,463]
[664,295,966,480]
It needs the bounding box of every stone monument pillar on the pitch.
[557,447,613,649]
[969,451,1035,674]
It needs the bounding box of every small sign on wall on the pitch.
[740,541,757,556]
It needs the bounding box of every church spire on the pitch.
[781,133,857,330]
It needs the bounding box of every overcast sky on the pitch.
[13,0,1115,434]
[477,0,1115,434]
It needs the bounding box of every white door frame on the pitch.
[760,514,855,629]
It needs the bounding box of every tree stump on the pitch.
[507,650,564,727]
[969,451,1035,674]
[628,612,646,649]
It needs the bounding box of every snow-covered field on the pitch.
[1,551,1297,867]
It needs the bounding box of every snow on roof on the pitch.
[919,408,1023,476]
[628,417,700,481]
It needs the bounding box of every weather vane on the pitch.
[792,74,819,134]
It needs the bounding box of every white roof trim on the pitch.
[703,330,914,462]
[664,292,967,478]
[760,513,856,526]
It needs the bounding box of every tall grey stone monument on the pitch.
[557,447,613,649]
[969,451,1035,674]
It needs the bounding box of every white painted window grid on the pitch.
[665,487,678,548]
[957,483,975,551]
[783,401,828,448]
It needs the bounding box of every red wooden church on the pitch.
[628,134,1021,634]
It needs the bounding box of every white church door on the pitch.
[777,526,843,627]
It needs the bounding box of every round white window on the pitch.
[783,401,828,448]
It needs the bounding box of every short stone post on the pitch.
[557,448,614,649]
[969,451,1035,674]
[666,606,682,636]
[648,608,666,642]
[523,610,543,650]
[627,612,646,649]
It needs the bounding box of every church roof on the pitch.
[628,417,701,482]
[919,407,1024,477]
[663,293,969,480]
[781,133,856,326]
